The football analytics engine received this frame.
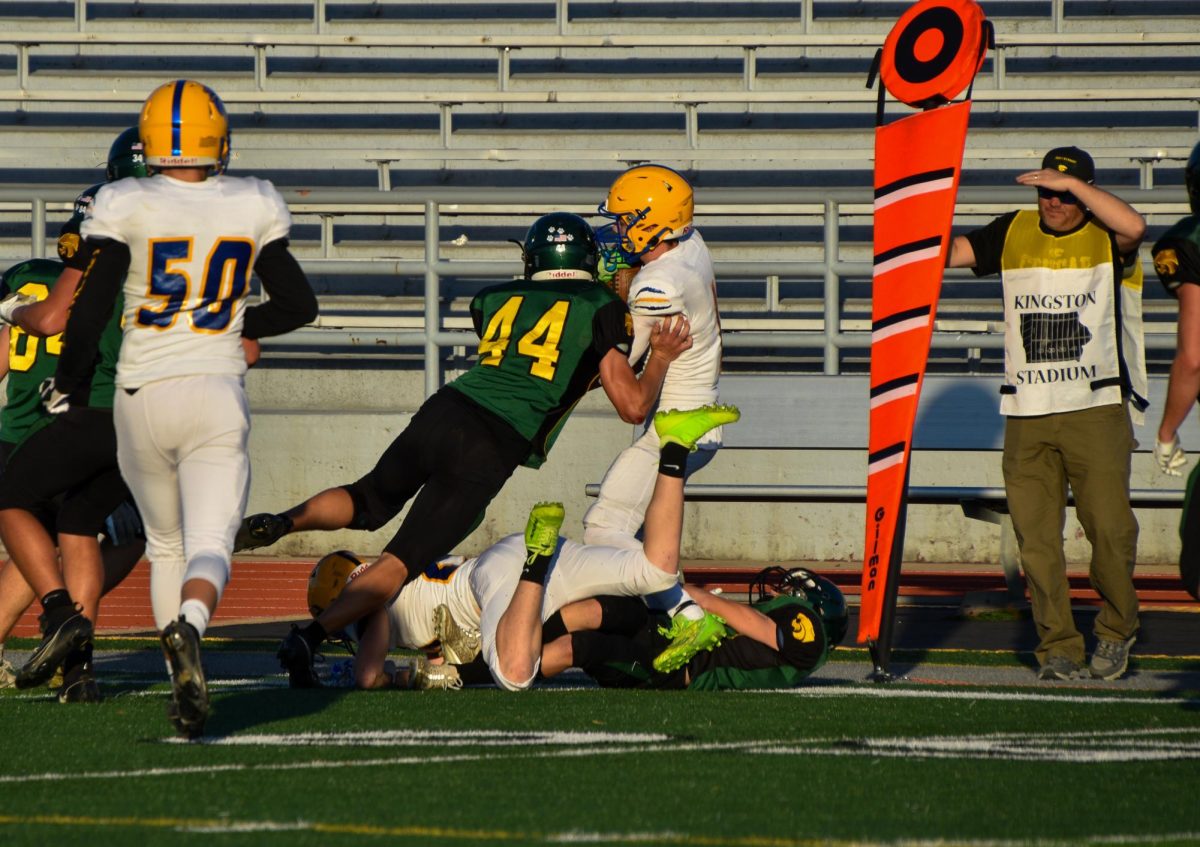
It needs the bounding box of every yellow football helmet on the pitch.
[139,79,230,172]
[597,164,694,258]
[306,551,365,617]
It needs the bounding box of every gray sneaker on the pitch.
[397,655,463,690]
[1037,655,1083,681]
[0,646,15,689]
[1090,635,1136,681]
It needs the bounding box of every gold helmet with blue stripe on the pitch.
[139,79,230,173]
[307,551,365,618]
[597,164,693,260]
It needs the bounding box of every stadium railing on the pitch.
[0,184,1187,391]
[6,0,1199,34]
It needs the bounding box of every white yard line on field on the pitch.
[1,727,1199,785]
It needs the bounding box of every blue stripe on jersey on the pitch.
[171,79,185,157]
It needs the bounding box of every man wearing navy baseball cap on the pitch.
[946,146,1147,683]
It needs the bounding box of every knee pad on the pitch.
[183,551,231,603]
[341,480,394,532]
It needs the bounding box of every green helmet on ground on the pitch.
[749,566,849,648]
[106,126,149,182]
[521,212,599,282]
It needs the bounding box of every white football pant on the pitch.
[114,374,250,631]
[471,534,679,691]
[582,425,718,551]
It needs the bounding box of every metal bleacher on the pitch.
[0,0,1197,380]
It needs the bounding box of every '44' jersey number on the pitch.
[137,237,253,332]
[8,282,61,372]
[477,296,570,381]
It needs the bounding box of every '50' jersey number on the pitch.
[137,237,253,333]
[477,296,570,381]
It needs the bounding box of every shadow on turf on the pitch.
[202,686,352,736]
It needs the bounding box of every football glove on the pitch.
[0,292,36,326]
[1154,435,1187,477]
[39,378,70,415]
[103,501,144,547]
[597,245,634,290]
[595,225,635,293]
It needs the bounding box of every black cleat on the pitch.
[277,625,322,688]
[234,513,292,552]
[58,661,103,704]
[161,618,209,739]
[16,610,93,690]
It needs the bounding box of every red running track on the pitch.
[11,561,1195,637]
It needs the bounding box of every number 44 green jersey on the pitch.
[0,258,66,446]
[449,277,634,469]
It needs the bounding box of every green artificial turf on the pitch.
[2,663,1199,847]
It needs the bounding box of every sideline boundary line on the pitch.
[1,813,1199,846]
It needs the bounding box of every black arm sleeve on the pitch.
[242,239,319,340]
[55,238,129,394]
[964,211,1018,278]
[768,604,826,671]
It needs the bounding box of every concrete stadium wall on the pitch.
[244,367,1187,565]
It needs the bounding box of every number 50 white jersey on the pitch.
[81,173,291,389]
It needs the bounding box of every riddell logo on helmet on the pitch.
[347,563,369,583]
[544,269,579,278]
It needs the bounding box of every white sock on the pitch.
[669,598,705,621]
[179,599,212,639]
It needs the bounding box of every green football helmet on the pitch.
[521,212,599,282]
[1186,140,1200,215]
[106,126,149,182]
[749,566,849,648]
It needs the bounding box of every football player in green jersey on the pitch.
[248,212,693,688]
[1151,139,1200,602]
[550,567,847,691]
[0,129,149,700]
[0,257,146,700]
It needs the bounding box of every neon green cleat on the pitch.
[654,404,741,452]
[524,501,565,559]
[652,612,728,673]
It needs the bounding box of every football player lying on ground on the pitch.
[538,567,848,690]
[291,403,739,690]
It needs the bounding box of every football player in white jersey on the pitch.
[50,80,318,737]
[298,404,738,692]
[583,165,727,655]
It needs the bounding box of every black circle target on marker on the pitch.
[880,0,987,109]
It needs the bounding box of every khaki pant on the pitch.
[1002,404,1140,665]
